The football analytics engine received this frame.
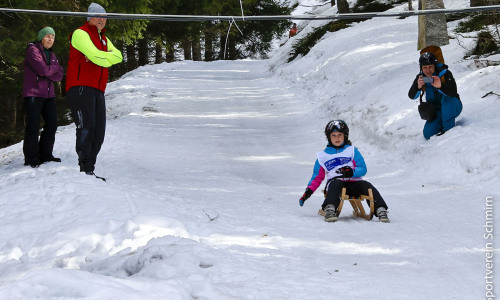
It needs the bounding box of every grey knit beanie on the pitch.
[87,3,106,21]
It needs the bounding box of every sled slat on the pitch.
[336,188,374,220]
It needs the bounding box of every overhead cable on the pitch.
[0,5,499,22]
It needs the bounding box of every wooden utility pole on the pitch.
[331,0,350,14]
[417,0,449,49]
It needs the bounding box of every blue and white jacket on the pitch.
[306,143,367,193]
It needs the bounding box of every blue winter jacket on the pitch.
[408,63,460,111]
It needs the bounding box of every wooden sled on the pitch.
[318,188,375,221]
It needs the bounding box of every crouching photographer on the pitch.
[408,50,463,139]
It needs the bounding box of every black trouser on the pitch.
[322,179,388,216]
[66,86,106,173]
[23,97,58,165]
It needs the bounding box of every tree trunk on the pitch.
[192,39,202,61]
[126,43,138,71]
[7,96,16,132]
[204,32,214,62]
[331,0,334,6]
[138,38,149,66]
[337,0,350,13]
[417,0,449,50]
[165,42,175,62]
[220,34,238,60]
[219,34,226,60]
[227,37,237,60]
[183,40,192,60]
[155,40,163,64]
[409,0,413,11]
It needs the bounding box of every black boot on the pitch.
[24,161,41,168]
[41,156,61,163]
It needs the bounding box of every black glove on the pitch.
[336,166,353,178]
[299,188,313,206]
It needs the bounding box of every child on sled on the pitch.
[299,120,390,223]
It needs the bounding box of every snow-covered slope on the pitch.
[0,0,498,299]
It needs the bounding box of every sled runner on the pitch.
[318,188,375,221]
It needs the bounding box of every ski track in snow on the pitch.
[1,3,499,299]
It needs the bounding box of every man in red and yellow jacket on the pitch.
[66,2,122,178]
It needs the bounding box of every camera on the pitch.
[423,77,434,84]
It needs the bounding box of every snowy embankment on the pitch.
[0,1,499,299]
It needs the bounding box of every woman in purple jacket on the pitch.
[22,27,64,167]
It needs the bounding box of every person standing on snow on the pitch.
[22,26,64,168]
[289,23,298,38]
[66,2,122,178]
[408,52,462,139]
[298,120,389,223]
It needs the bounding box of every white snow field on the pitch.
[0,1,499,299]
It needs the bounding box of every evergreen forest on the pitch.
[0,0,291,147]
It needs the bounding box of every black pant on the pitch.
[23,97,58,165]
[66,86,106,173]
[322,180,388,215]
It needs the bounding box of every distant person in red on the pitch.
[289,23,298,38]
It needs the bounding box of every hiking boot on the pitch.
[41,156,61,163]
[376,207,390,223]
[324,204,338,222]
[24,161,41,168]
[85,171,106,182]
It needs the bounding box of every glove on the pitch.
[299,188,313,206]
[336,166,354,178]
